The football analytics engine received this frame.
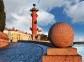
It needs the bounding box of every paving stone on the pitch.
[0,42,43,62]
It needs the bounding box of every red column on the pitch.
[30,4,39,40]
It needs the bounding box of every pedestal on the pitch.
[42,48,82,62]
[47,48,77,55]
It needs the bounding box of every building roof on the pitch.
[4,27,31,35]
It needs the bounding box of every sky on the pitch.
[3,0,84,42]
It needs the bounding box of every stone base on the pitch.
[43,55,82,62]
[42,48,82,62]
[47,48,77,55]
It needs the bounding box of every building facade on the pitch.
[3,28,32,42]
[3,28,48,42]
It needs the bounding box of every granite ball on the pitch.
[0,32,9,48]
[48,22,74,48]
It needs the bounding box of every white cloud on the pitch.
[6,13,32,33]
[5,8,55,32]
[38,0,70,11]
[74,34,84,42]
[38,10,55,26]
[64,1,84,23]
[43,32,48,35]
[3,0,56,33]
[3,0,84,34]
[38,0,80,11]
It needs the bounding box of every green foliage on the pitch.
[0,0,5,32]
[40,34,48,40]
[0,21,5,31]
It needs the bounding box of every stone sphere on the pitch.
[48,22,74,48]
[0,32,9,48]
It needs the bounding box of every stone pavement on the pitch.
[0,42,45,62]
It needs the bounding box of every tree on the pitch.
[0,0,6,32]
[40,34,48,41]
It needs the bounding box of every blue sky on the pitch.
[47,7,84,35]
[40,6,84,41]
[3,0,84,41]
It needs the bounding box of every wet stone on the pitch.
[0,42,43,62]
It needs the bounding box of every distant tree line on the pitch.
[37,34,48,41]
